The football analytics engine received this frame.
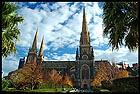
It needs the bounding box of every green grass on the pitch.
[31,88,59,92]
[100,89,110,92]
[3,87,110,92]
[2,87,72,93]
[31,89,53,92]
[32,88,72,92]
[93,88,110,92]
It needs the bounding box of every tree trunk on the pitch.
[31,83,34,90]
[54,83,56,88]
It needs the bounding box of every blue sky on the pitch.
[2,2,138,77]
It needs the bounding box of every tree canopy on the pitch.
[8,63,43,90]
[2,2,24,58]
[103,2,138,51]
[92,61,129,87]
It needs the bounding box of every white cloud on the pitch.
[28,2,37,4]
[94,46,138,66]
[17,2,77,51]
[2,55,19,77]
[52,53,75,61]
[17,2,103,51]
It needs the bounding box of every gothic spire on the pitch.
[39,36,44,56]
[82,6,88,34]
[80,7,90,46]
[32,28,38,50]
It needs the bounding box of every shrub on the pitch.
[2,78,9,90]
[112,77,139,92]
[101,80,113,90]
[37,83,49,89]
[37,83,44,89]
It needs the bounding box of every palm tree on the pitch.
[103,2,138,51]
[2,2,24,58]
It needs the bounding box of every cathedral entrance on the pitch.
[83,84,88,89]
[81,79,90,89]
[80,64,90,89]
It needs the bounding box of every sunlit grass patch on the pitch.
[100,89,110,92]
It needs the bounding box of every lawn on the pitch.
[93,88,110,92]
[3,87,110,93]
[2,87,72,93]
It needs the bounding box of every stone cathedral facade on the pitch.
[18,7,109,89]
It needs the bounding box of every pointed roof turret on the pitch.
[91,47,94,58]
[32,28,38,50]
[76,47,78,55]
[76,48,79,61]
[39,36,44,56]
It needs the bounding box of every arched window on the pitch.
[80,64,90,79]
[71,74,75,82]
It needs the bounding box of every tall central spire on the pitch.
[82,6,88,34]
[80,7,90,46]
[79,6,94,60]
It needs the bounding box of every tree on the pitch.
[103,2,138,51]
[116,70,129,78]
[45,69,62,88]
[92,62,111,86]
[92,61,120,87]
[2,2,24,58]
[26,63,44,90]
[92,61,130,87]
[62,74,73,88]
[8,63,43,90]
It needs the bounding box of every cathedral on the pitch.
[18,7,109,89]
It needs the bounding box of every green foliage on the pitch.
[37,83,71,90]
[112,77,138,92]
[103,2,138,51]
[93,87,100,92]
[92,87,110,92]
[2,2,24,58]
[101,80,113,91]
[2,78,10,90]
[37,83,49,89]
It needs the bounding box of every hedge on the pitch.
[101,80,113,91]
[112,77,139,92]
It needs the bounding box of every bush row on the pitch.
[112,77,139,92]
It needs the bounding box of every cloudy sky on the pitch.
[2,2,138,77]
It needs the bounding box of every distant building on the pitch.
[18,57,25,69]
[116,62,139,76]
[132,63,139,70]
[116,61,129,70]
